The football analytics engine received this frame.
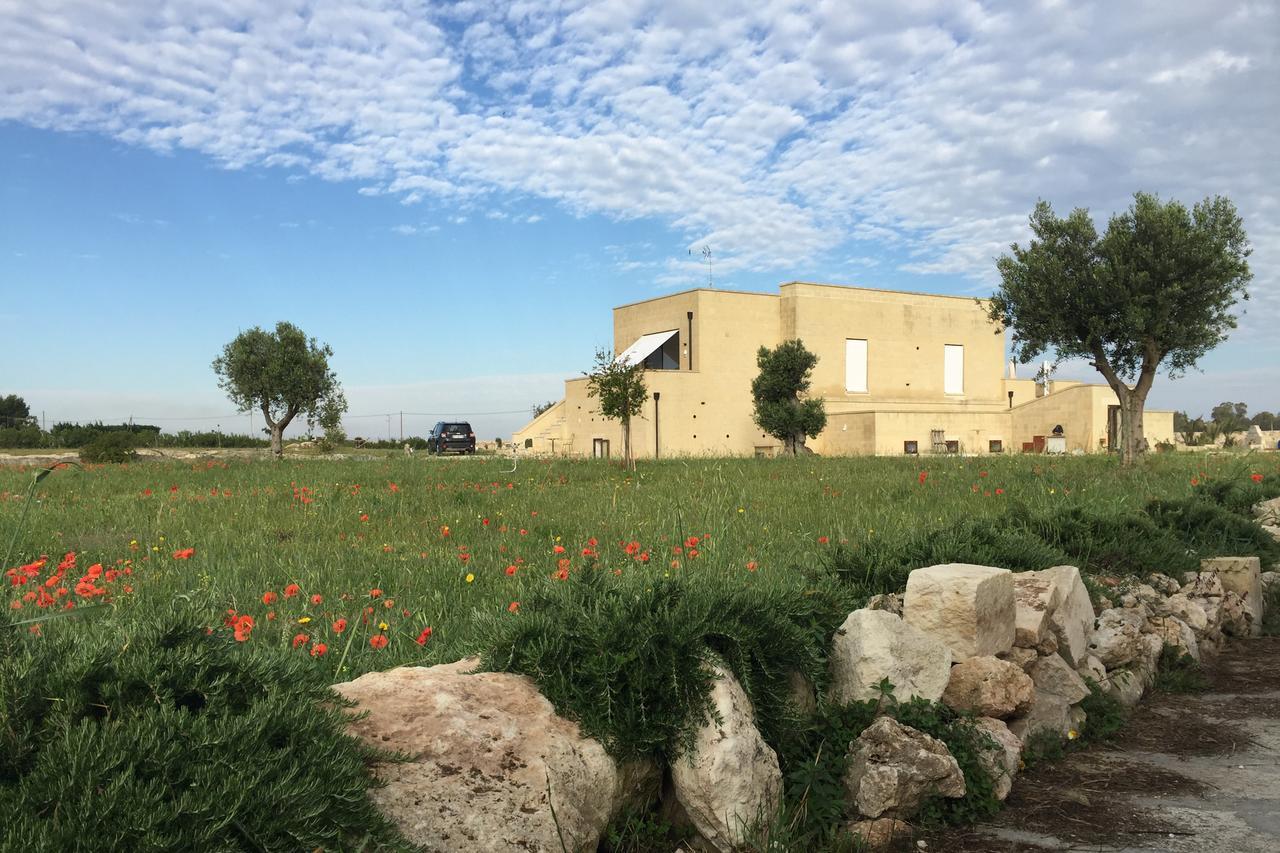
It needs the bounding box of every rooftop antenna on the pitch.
[689,245,713,288]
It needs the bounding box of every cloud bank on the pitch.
[2,1,1275,308]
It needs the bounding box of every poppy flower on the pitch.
[332,618,347,633]
[917,471,928,485]
[505,565,517,576]
[262,591,278,605]
[359,513,369,522]
[817,536,829,544]
[1252,473,1264,484]
[553,545,566,555]
[415,627,433,645]
[291,633,309,649]
[310,594,323,605]
[369,634,388,650]
[310,643,328,657]
[283,583,300,598]
[369,588,383,598]
[746,561,758,571]
[172,547,195,560]
[508,601,520,613]
[555,568,569,581]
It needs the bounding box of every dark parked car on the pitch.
[428,421,476,455]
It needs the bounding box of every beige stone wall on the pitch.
[511,282,1177,459]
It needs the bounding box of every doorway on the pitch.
[592,438,610,459]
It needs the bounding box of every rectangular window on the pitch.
[845,339,868,393]
[944,344,964,395]
[904,440,919,455]
[989,439,1004,453]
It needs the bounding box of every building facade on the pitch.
[512,282,1175,458]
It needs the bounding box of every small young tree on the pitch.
[531,400,557,418]
[989,192,1252,466]
[751,339,827,456]
[585,348,647,470]
[212,322,347,458]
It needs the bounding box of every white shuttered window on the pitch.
[845,339,868,393]
[944,344,964,395]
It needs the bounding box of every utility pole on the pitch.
[386,414,391,441]
[399,411,403,442]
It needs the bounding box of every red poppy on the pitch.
[262,590,278,605]
[995,488,1004,495]
[1191,477,1200,486]
[332,618,348,633]
[369,588,383,598]
[918,471,928,485]
[359,513,369,522]
[310,594,323,605]
[508,601,520,613]
[369,634,389,650]
[505,565,517,576]
[817,536,829,544]
[555,568,569,581]
[553,545,566,554]
[310,643,328,657]
[291,633,309,649]
[746,561,758,572]
[172,547,195,560]
[283,583,301,598]
[1252,473,1264,484]
[415,627,433,645]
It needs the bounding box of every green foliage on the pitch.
[1019,504,1200,576]
[1145,497,1280,565]
[0,393,32,425]
[602,806,690,852]
[1211,401,1250,434]
[1153,645,1209,694]
[585,348,648,468]
[1077,679,1126,743]
[0,425,46,448]
[751,340,827,456]
[478,567,850,764]
[1261,583,1280,637]
[212,321,347,456]
[0,603,406,852]
[990,192,1253,463]
[1197,477,1280,517]
[80,431,138,464]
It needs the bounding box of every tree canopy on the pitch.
[212,322,347,457]
[751,339,827,456]
[989,192,1252,465]
[585,348,647,470]
[0,394,32,426]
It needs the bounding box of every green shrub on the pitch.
[1152,644,1209,694]
[80,432,138,464]
[1014,505,1199,576]
[478,566,854,763]
[1146,497,1280,564]
[1197,478,1280,517]
[0,603,407,852]
[1077,679,1126,742]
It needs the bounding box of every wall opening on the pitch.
[845,338,868,393]
[944,344,964,395]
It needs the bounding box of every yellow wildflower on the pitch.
[465,573,475,583]
[378,621,389,631]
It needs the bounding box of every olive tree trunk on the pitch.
[1092,347,1157,466]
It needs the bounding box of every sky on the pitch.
[1,0,1277,441]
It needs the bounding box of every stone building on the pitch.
[512,282,1175,457]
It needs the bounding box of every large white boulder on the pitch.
[829,609,953,704]
[1158,593,1210,636]
[333,661,631,853]
[1011,572,1056,648]
[843,717,965,819]
[941,656,1034,719]
[1088,608,1147,668]
[1149,615,1200,662]
[1104,668,1146,708]
[904,564,1016,660]
[1202,557,1263,635]
[1038,565,1097,666]
[1254,496,1280,525]
[973,717,1022,801]
[1027,654,1090,705]
[671,664,782,852]
[1007,692,1074,745]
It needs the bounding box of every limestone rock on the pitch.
[671,666,781,850]
[1157,594,1209,635]
[865,592,904,616]
[1076,655,1106,686]
[1220,590,1252,636]
[1034,632,1059,657]
[1261,571,1280,594]
[333,662,624,853]
[787,670,817,717]
[1255,496,1280,525]
[973,717,1022,801]
[998,646,1038,672]
[847,817,913,851]
[1181,572,1225,598]
[941,656,1034,719]
[671,664,782,852]
[1027,654,1090,704]
[1088,608,1146,668]
[843,717,965,819]
[1149,616,1200,662]
[1147,573,1183,596]
[1011,572,1055,648]
[828,609,953,704]
[1104,668,1146,708]
[1007,692,1073,744]
[904,564,1016,661]
[1263,524,1280,544]
[1038,565,1096,666]
[1202,557,1263,636]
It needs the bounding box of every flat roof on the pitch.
[612,281,992,312]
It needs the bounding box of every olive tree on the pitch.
[989,192,1252,466]
[751,339,827,456]
[212,322,347,457]
[585,348,647,471]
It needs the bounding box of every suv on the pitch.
[428,421,476,455]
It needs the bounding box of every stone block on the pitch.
[904,563,1015,660]
[1202,557,1263,636]
[828,609,952,704]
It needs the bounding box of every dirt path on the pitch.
[925,638,1280,852]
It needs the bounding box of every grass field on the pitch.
[4,451,1277,678]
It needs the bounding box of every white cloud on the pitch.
[1,0,1275,328]
[391,224,417,235]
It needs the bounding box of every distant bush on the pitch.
[80,432,137,464]
[0,426,46,449]
[0,604,407,851]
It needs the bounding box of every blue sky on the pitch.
[2,1,1277,440]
